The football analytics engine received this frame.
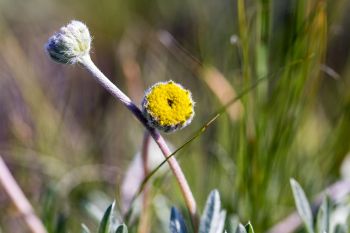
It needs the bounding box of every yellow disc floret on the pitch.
[142,81,195,132]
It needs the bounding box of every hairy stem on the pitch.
[0,156,47,233]
[77,55,197,224]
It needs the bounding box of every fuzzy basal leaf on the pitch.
[81,224,91,233]
[290,179,314,233]
[115,224,128,233]
[244,222,254,233]
[199,189,225,233]
[235,224,247,233]
[334,224,347,233]
[170,207,188,233]
[228,216,240,233]
[98,201,116,233]
[316,196,330,233]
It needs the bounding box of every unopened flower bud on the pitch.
[46,20,91,64]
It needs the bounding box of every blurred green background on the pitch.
[1,0,350,232]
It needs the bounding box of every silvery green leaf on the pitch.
[316,196,330,233]
[244,222,254,233]
[334,224,347,233]
[235,224,247,233]
[199,190,222,233]
[215,211,227,233]
[228,216,240,233]
[115,224,128,233]
[290,179,314,233]
[170,207,188,233]
[81,224,91,233]
[98,201,116,233]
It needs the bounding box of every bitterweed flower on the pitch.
[45,20,198,223]
[142,81,194,133]
[46,20,91,64]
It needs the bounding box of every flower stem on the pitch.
[0,156,47,233]
[78,55,197,224]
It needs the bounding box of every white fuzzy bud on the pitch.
[46,20,91,64]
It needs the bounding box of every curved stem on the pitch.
[0,156,47,233]
[78,55,197,224]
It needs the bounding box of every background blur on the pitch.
[1,0,350,232]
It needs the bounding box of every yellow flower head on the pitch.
[142,81,195,133]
